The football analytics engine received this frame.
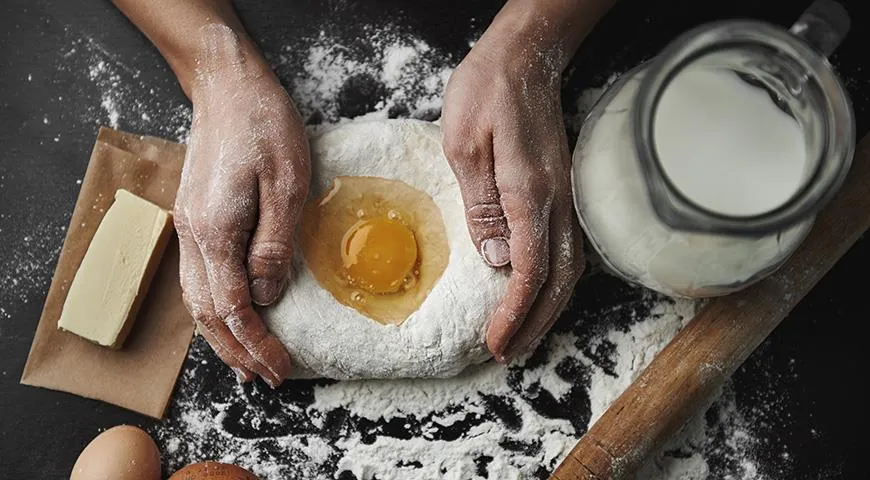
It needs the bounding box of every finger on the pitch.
[442,114,511,268]
[178,224,254,381]
[247,149,310,306]
[502,201,585,361]
[198,224,292,387]
[485,175,553,361]
[198,322,254,383]
[224,308,293,387]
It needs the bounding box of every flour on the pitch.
[153,288,772,479]
[58,36,193,142]
[567,73,618,134]
[263,120,509,380]
[0,221,66,319]
[59,27,451,142]
[279,27,454,124]
[586,303,689,425]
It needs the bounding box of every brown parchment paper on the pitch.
[20,127,193,419]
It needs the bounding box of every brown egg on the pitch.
[70,425,161,480]
[169,461,259,479]
[299,176,450,325]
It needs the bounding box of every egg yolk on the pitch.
[299,176,449,326]
[341,218,418,294]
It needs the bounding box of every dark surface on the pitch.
[1,0,868,479]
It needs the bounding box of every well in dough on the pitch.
[299,175,450,326]
[262,119,509,379]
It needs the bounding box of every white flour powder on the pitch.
[152,292,771,479]
[56,36,193,142]
[281,28,454,124]
[0,221,66,322]
[59,26,453,141]
[264,120,509,380]
[37,23,782,480]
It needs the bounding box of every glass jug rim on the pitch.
[632,19,855,236]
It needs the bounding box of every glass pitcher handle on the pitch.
[789,0,850,57]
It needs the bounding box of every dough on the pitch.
[263,119,509,379]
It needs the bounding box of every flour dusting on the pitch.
[273,27,454,124]
[152,284,775,479]
[57,36,192,141]
[56,27,452,143]
[0,221,66,318]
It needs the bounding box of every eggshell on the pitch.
[70,425,161,480]
[169,461,259,480]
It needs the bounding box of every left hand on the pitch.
[174,25,309,386]
[441,29,585,364]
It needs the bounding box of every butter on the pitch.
[58,189,173,348]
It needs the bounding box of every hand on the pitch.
[442,29,585,363]
[174,25,310,387]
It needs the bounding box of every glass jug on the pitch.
[571,0,855,298]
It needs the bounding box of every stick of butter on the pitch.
[58,189,174,349]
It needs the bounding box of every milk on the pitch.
[572,67,812,297]
[652,68,807,217]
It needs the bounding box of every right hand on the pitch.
[174,25,310,387]
[441,37,584,364]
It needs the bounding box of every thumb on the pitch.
[247,166,309,306]
[443,134,512,267]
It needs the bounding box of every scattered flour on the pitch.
[0,221,66,319]
[57,26,453,143]
[152,288,773,479]
[276,27,454,124]
[57,36,193,142]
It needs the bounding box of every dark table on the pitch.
[2,1,868,479]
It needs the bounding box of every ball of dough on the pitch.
[263,119,509,380]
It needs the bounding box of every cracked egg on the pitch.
[299,176,450,325]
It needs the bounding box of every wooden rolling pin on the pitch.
[551,132,870,480]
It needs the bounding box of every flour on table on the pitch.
[56,26,452,142]
[0,221,66,321]
[56,36,192,142]
[153,288,773,479]
[567,73,619,135]
[278,27,454,124]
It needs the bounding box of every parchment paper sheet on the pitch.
[21,127,193,419]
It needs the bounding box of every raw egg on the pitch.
[169,461,259,479]
[70,425,161,480]
[299,176,449,325]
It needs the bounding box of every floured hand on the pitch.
[175,25,310,387]
[442,10,586,364]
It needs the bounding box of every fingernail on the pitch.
[504,336,542,364]
[501,340,528,364]
[233,368,252,383]
[494,352,511,364]
[528,335,545,353]
[251,278,283,305]
[481,237,511,267]
[264,375,281,389]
